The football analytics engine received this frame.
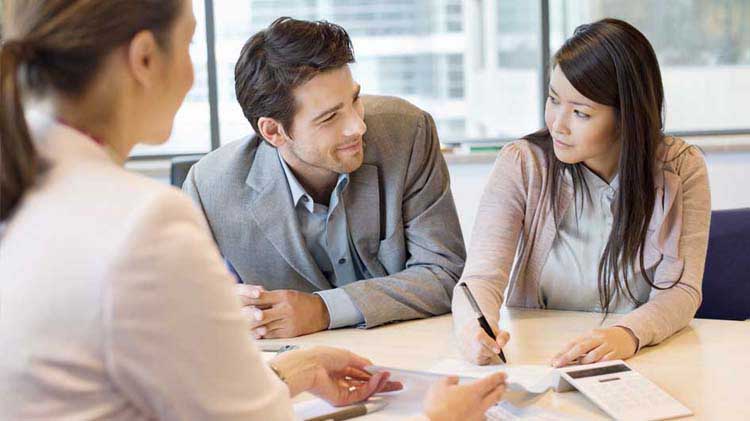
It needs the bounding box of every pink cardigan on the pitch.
[452,137,711,350]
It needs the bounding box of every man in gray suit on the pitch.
[184,17,465,339]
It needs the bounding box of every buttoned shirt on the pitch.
[278,152,367,328]
[539,166,652,313]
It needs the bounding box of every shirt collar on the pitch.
[277,150,350,212]
[581,164,619,192]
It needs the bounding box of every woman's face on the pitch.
[138,0,196,145]
[545,65,621,179]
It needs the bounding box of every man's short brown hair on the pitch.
[234,17,355,137]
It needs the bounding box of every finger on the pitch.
[496,330,511,348]
[243,290,288,307]
[338,377,365,388]
[474,355,495,366]
[337,371,390,406]
[370,372,402,394]
[552,338,591,367]
[238,295,274,308]
[441,375,460,387]
[480,383,507,410]
[580,343,611,365]
[378,380,403,393]
[600,350,618,362]
[240,306,266,328]
[235,284,265,299]
[473,328,503,358]
[553,335,587,361]
[340,366,372,381]
[554,340,598,367]
[467,371,507,397]
[251,326,265,339]
[459,335,493,366]
[553,338,602,367]
[241,305,285,330]
[256,319,289,339]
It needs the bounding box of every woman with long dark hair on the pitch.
[0,1,506,419]
[453,18,711,367]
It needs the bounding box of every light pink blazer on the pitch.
[452,136,711,350]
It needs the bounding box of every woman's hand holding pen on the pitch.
[455,318,511,366]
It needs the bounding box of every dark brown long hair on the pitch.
[0,0,182,222]
[524,18,669,315]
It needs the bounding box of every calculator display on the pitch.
[566,364,631,379]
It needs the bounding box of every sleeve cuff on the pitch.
[315,288,365,329]
[613,322,645,353]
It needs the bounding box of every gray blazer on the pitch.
[183,95,466,327]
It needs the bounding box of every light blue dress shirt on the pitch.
[278,152,367,329]
[539,166,652,313]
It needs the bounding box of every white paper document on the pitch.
[428,358,560,394]
[485,401,577,421]
[292,364,571,420]
[293,366,454,420]
[364,365,451,416]
[350,364,574,420]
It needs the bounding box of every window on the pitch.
[550,0,750,132]
[130,0,750,157]
[212,0,540,144]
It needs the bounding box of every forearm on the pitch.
[342,265,456,327]
[451,143,527,330]
[615,281,701,348]
[451,277,505,334]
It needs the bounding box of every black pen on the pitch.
[458,283,507,363]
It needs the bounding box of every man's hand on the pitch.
[235,284,330,338]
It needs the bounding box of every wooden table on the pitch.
[262,308,750,420]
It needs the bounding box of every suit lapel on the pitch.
[343,163,383,277]
[244,142,329,290]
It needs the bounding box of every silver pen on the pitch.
[305,400,388,421]
[258,343,298,354]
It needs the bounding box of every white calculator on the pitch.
[556,360,692,420]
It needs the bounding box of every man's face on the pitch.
[283,65,366,175]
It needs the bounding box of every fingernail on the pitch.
[551,359,560,367]
[493,347,501,353]
[257,327,266,335]
[250,289,260,298]
[254,310,263,321]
